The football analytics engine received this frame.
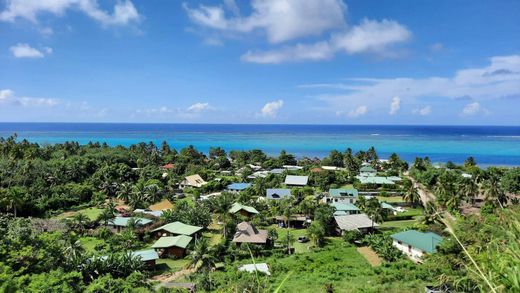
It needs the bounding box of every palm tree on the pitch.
[307,221,326,247]
[365,198,384,229]
[190,237,217,272]
[63,237,85,268]
[214,192,234,237]
[460,177,479,205]
[3,187,24,217]
[403,184,421,207]
[355,196,367,211]
[116,182,132,203]
[72,213,89,235]
[482,175,506,209]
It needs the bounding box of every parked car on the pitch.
[297,236,309,243]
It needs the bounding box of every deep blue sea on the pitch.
[1,123,519,166]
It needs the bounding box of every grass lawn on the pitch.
[79,236,105,253]
[381,219,418,230]
[154,258,191,275]
[377,196,405,203]
[271,225,312,254]
[209,240,426,292]
[54,207,103,221]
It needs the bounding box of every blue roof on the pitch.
[108,217,153,227]
[131,249,159,262]
[391,230,443,253]
[329,188,359,198]
[227,183,252,191]
[266,188,291,200]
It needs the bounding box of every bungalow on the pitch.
[269,168,285,174]
[284,175,308,186]
[227,183,252,192]
[322,188,359,204]
[131,249,159,267]
[152,221,203,238]
[356,176,395,185]
[149,199,174,211]
[359,166,377,176]
[180,174,207,188]
[152,235,193,258]
[331,202,360,216]
[334,214,379,234]
[238,263,271,275]
[232,222,268,245]
[266,188,291,200]
[107,217,153,232]
[229,203,259,217]
[133,209,163,217]
[247,171,269,179]
[322,166,345,171]
[282,165,303,171]
[390,230,443,262]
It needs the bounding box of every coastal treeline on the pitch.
[0,134,519,292]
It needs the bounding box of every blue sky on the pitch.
[0,0,519,125]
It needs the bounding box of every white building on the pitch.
[390,230,443,262]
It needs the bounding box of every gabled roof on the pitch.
[387,176,402,181]
[322,166,344,171]
[134,209,163,217]
[238,263,271,275]
[334,214,378,231]
[328,188,358,198]
[182,174,207,187]
[152,235,193,249]
[131,249,159,262]
[108,217,153,227]
[391,230,443,253]
[229,203,259,215]
[270,168,285,174]
[232,222,268,244]
[356,176,395,185]
[360,166,376,172]
[284,175,308,186]
[227,183,252,191]
[381,202,394,210]
[152,221,203,236]
[331,202,360,212]
[149,199,174,211]
[266,188,291,200]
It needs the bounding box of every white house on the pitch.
[390,230,443,262]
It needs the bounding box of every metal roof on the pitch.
[227,183,252,191]
[152,235,193,249]
[152,221,203,235]
[284,175,308,186]
[229,203,259,214]
[108,217,153,227]
[266,188,291,200]
[131,249,159,262]
[391,230,443,253]
[334,214,378,231]
[328,188,359,198]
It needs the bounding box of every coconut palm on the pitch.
[364,198,384,229]
[190,237,217,272]
[2,187,24,217]
[482,175,506,209]
[307,221,326,247]
[403,184,421,207]
[213,192,234,237]
[460,177,479,204]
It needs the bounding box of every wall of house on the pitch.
[392,240,425,262]
[322,197,356,204]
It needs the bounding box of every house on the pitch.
[284,175,308,186]
[152,235,193,258]
[229,203,259,217]
[334,214,379,234]
[322,188,359,204]
[274,215,309,228]
[149,199,174,211]
[266,188,291,200]
[131,249,159,267]
[152,221,203,238]
[247,171,269,179]
[180,174,207,188]
[390,230,443,262]
[232,222,268,244]
[227,183,252,192]
[270,168,285,174]
[283,165,303,171]
[162,163,175,170]
[387,176,402,182]
[322,166,345,171]
[359,166,377,176]
[107,217,153,232]
[355,176,395,185]
[134,209,163,217]
[238,263,271,275]
[331,202,360,216]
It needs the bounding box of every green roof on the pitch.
[229,203,259,215]
[108,217,153,227]
[152,221,202,235]
[391,230,443,253]
[329,188,359,198]
[131,249,159,261]
[360,166,376,172]
[331,202,360,211]
[356,176,395,185]
[381,202,394,209]
[152,235,193,249]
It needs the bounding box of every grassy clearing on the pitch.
[154,258,191,275]
[54,207,103,221]
[357,246,382,267]
[377,196,405,203]
[381,219,418,230]
[79,236,105,253]
[271,225,311,254]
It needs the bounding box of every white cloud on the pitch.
[0,89,60,107]
[241,19,411,64]
[9,43,52,58]
[389,96,400,115]
[260,100,284,117]
[430,42,444,52]
[0,0,140,26]
[461,102,481,116]
[187,102,211,113]
[347,105,367,118]
[184,0,346,43]
[304,55,520,113]
[413,105,431,116]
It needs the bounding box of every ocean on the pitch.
[0,123,519,166]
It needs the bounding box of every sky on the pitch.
[0,0,519,125]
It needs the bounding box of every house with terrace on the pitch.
[266,188,291,200]
[390,230,444,262]
[322,188,359,204]
[229,203,259,217]
[152,221,202,239]
[131,249,159,267]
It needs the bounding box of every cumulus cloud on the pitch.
[347,105,367,118]
[241,19,411,63]
[0,0,140,26]
[260,100,284,117]
[412,105,431,116]
[184,0,346,44]
[0,89,60,107]
[187,102,212,113]
[304,55,520,114]
[10,43,52,58]
[461,102,481,116]
[389,96,400,115]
